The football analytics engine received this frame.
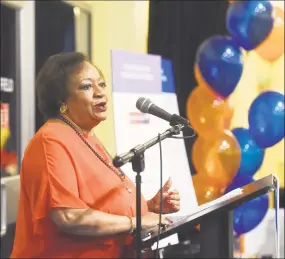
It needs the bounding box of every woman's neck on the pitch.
[60,114,93,136]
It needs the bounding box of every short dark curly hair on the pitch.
[36,52,88,119]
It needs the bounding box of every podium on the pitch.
[141,175,277,258]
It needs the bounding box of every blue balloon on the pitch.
[226,175,253,193]
[249,91,284,148]
[234,193,269,235]
[196,36,243,98]
[226,176,269,236]
[226,1,274,50]
[232,127,265,178]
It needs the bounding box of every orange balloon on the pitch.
[192,130,241,187]
[192,174,224,205]
[186,85,234,139]
[224,99,234,129]
[255,6,284,62]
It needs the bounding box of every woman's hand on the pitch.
[147,178,180,214]
[141,212,172,230]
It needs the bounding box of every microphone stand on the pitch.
[113,124,184,259]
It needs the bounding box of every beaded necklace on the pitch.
[58,115,133,193]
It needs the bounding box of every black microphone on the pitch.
[136,97,190,126]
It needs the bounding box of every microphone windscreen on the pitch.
[136,97,152,113]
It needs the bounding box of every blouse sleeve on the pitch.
[44,137,88,209]
[25,136,88,234]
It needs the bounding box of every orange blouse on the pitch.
[11,120,148,258]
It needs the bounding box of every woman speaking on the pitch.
[11,52,180,258]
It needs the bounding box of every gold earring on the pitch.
[60,104,67,114]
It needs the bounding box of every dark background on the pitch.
[148,1,229,175]
[35,0,75,131]
[0,4,17,155]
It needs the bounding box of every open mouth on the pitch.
[94,102,107,111]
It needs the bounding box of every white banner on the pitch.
[111,50,198,216]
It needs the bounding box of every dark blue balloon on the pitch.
[196,36,243,98]
[226,1,274,50]
[226,175,253,193]
[226,176,269,236]
[249,91,284,148]
[232,127,265,178]
[234,193,269,235]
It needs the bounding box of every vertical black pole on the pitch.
[132,153,145,259]
[135,173,142,259]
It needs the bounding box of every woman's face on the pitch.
[65,61,108,130]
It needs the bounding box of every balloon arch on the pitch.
[188,0,284,235]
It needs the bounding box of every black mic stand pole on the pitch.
[113,124,184,259]
[132,152,144,259]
